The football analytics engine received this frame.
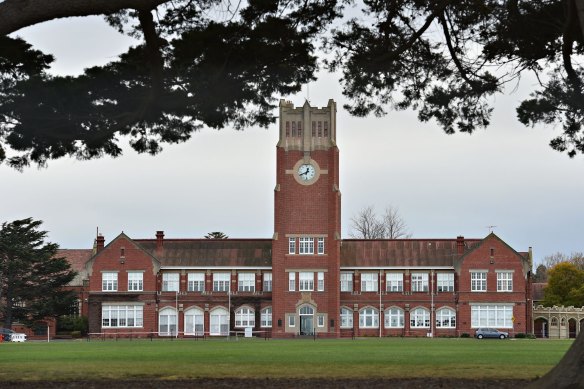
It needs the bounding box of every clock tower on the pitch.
[272,99,341,338]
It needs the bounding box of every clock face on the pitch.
[298,164,316,181]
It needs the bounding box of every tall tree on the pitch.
[0,0,344,169]
[0,218,76,328]
[542,262,584,307]
[349,205,410,239]
[543,251,584,270]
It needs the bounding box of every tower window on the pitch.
[285,121,290,137]
[297,122,302,137]
[318,121,322,137]
[324,121,329,137]
[312,121,316,137]
[291,121,297,137]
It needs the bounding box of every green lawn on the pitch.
[0,338,571,382]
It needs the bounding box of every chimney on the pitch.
[96,234,105,253]
[156,231,164,250]
[456,236,465,255]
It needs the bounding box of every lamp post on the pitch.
[175,290,178,339]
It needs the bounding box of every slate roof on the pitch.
[135,239,273,267]
[340,239,482,267]
[58,249,93,286]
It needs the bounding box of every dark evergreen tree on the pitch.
[204,231,229,239]
[0,218,77,328]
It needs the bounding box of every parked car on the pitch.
[475,328,509,339]
[0,328,27,342]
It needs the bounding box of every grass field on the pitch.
[0,338,572,382]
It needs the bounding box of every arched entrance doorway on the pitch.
[568,318,577,338]
[534,318,549,338]
[299,305,314,335]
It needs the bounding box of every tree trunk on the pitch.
[528,328,584,388]
[576,0,584,39]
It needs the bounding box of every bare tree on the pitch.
[349,205,410,239]
[543,252,584,270]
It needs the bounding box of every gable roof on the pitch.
[340,238,482,267]
[136,239,273,267]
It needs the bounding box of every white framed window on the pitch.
[359,307,379,328]
[213,272,231,292]
[288,272,296,291]
[436,307,456,328]
[497,272,513,292]
[471,271,487,292]
[235,307,255,328]
[261,307,272,327]
[184,307,204,336]
[411,273,429,292]
[471,304,513,328]
[158,307,177,336]
[410,307,430,328]
[288,315,296,327]
[210,307,229,335]
[437,273,454,292]
[299,237,314,254]
[102,272,118,291]
[317,315,325,327]
[340,307,353,328]
[127,271,143,291]
[384,307,404,328]
[361,272,378,292]
[299,272,314,291]
[288,238,296,254]
[187,272,205,292]
[263,272,272,292]
[317,272,324,291]
[340,272,353,292]
[238,273,255,292]
[386,273,403,292]
[317,238,325,254]
[162,273,179,292]
[102,304,143,328]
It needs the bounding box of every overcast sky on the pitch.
[2,16,584,265]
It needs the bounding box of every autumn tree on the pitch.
[349,205,410,239]
[0,218,77,328]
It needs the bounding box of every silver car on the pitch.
[475,328,509,339]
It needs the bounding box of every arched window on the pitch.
[299,305,314,315]
[435,308,456,328]
[261,307,272,328]
[210,307,229,336]
[551,317,558,326]
[235,307,255,328]
[184,307,204,336]
[410,307,430,328]
[158,307,177,336]
[359,307,379,328]
[384,307,404,328]
[561,317,566,326]
[340,307,353,328]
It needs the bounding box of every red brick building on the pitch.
[65,99,533,338]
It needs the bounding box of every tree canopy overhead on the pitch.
[0,0,583,170]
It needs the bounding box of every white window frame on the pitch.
[127,271,143,292]
[102,272,118,292]
[471,304,513,328]
[361,272,379,292]
[384,307,405,328]
[317,315,325,327]
[187,272,205,292]
[437,273,454,292]
[317,237,325,254]
[158,307,177,336]
[162,273,179,292]
[340,272,353,292]
[435,307,456,328]
[234,306,255,328]
[340,307,353,328]
[411,273,429,292]
[210,307,229,335]
[263,272,272,292]
[317,272,325,291]
[261,307,272,328]
[497,271,513,292]
[184,307,204,336]
[102,304,143,328]
[288,315,296,327]
[238,273,255,292]
[359,307,379,328]
[299,272,314,291]
[213,272,231,292]
[288,272,296,291]
[471,271,487,292]
[288,238,296,254]
[386,273,403,292]
[410,307,430,328]
[299,237,314,254]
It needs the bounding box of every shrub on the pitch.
[71,331,81,338]
[460,333,470,338]
[515,333,526,338]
